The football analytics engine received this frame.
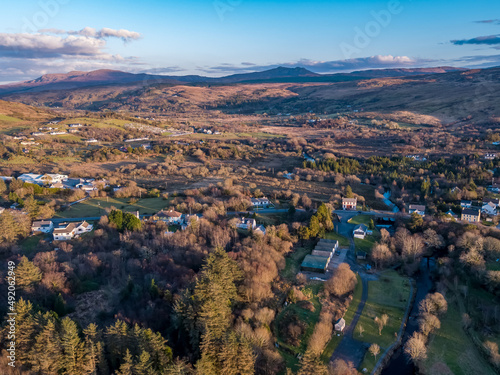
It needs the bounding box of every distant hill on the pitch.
[0,66,468,96]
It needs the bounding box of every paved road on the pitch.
[329,214,377,368]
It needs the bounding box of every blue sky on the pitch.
[0,0,499,82]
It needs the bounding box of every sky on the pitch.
[0,0,499,83]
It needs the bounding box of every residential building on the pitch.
[353,224,368,239]
[342,197,357,210]
[0,207,5,215]
[335,318,346,332]
[53,221,93,241]
[153,210,183,224]
[485,153,497,160]
[460,200,472,208]
[488,183,500,193]
[445,209,458,219]
[31,220,54,233]
[236,218,257,230]
[461,208,481,223]
[409,204,426,216]
[18,173,68,186]
[482,202,497,216]
[251,197,271,208]
[483,198,500,208]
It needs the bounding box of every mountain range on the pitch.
[0,66,467,96]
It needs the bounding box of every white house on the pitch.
[236,218,257,230]
[483,198,500,208]
[31,220,54,233]
[342,198,357,210]
[153,210,183,224]
[53,221,93,241]
[460,200,472,209]
[251,197,271,208]
[353,224,368,239]
[18,173,68,186]
[482,202,497,216]
[335,318,346,332]
[409,204,426,216]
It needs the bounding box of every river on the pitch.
[383,191,400,213]
[380,258,435,375]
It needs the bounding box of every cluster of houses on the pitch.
[16,173,106,192]
[456,198,500,223]
[300,239,339,273]
[31,220,93,241]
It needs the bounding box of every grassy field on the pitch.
[282,244,314,281]
[354,236,377,253]
[348,214,373,226]
[356,271,411,373]
[321,274,363,363]
[56,197,171,218]
[324,231,350,247]
[20,235,43,256]
[275,283,323,372]
[423,297,497,375]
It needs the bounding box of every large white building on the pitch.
[18,173,68,186]
[53,221,93,241]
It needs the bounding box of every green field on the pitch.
[354,236,377,253]
[356,271,411,373]
[423,298,497,375]
[348,214,373,226]
[56,197,171,218]
[324,231,350,247]
[0,114,23,124]
[20,235,43,256]
[275,283,323,372]
[282,245,314,281]
[321,274,363,363]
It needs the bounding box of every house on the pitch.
[53,221,93,241]
[181,214,200,230]
[153,210,183,224]
[353,224,368,239]
[482,202,497,216]
[18,173,68,186]
[460,200,472,209]
[409,204,426,216]
[485,153,497,160]
[342,198,357,210]
[68,123,83,128]
[461,208,481,223]
[334,318,346,332]
[483,198,500,208]
[445,209,458,219]
[85,139,98,143]
[236,218,257,230]
[31,220,54,233]
[0,207,5,215]
[254,225,266,235]
[251,197,271,208]
[488,183,500,193]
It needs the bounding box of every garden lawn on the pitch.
[56,197,171,218]
[324,232,350,247]
[20,235,42,256]
[348,215,373,226]
[355,271,411,372]
[422,299,497,375]
[282,244,314,281]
